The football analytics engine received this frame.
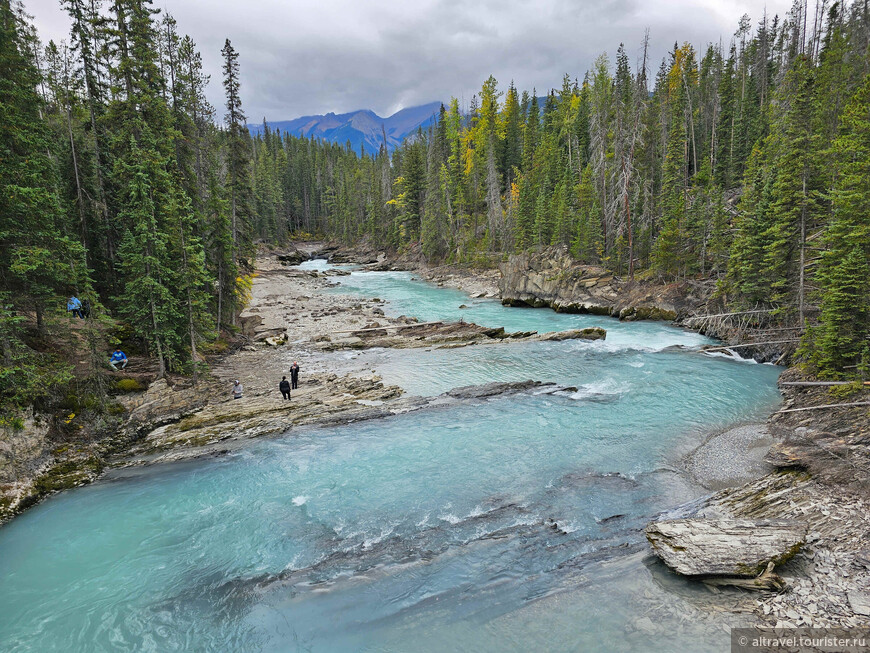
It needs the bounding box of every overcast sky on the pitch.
[25,0,793,121]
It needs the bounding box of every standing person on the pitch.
[108,348,128,370]
[67,296,83,319]
[290,362,300,390]
[231,380,243,400]
[279,376,291,400]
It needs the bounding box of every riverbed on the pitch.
[0,261,783,652]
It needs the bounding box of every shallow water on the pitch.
[0,262,782,652]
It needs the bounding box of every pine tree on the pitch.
[422,121,448,260]
[571,164,602,262]
[499,81,522,188]
[515,94,540,248]
[63,0,114,288]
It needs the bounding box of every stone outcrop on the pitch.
[275,250,307,265]
[446,380,549,399]
[121,375,405,463]
[646,518,807,577]
[324,322,607,350]
[534,327,606,342]
[499,246,704,321]
[765,367,870,493]
[0,378,213,523]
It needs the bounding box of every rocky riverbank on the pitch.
[371,242,870,629]
[494,246,801,363]
[3,241,867,636]
[646,366,870,629]
[0,246,602,523]
[498,246,706,321]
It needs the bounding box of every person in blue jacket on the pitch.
[109,348,128,370]
[67,296,83,319]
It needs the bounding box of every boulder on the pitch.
[536,327,606,341]
[447,380,549,399]
[264,333,287,347]
[645,518,807,576]
[275,251,306,265]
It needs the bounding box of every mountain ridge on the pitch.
[248,101,443,154]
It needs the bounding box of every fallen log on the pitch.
[685,309,777,321]
[702,339,802,351]
[645,518,807,577]
[776,401,870,413]
[703,561,787,591]
[780,381,870,387]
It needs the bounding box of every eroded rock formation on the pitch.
[499,246,704,321]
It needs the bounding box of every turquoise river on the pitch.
[0,262,783,652]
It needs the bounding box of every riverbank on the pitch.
[2,241,866,638]
[307,241,870,629]
[681,370,870,629]
[0,247,601,522]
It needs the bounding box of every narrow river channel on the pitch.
[0,262,782,652]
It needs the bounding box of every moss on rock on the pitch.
[33,457,105,494]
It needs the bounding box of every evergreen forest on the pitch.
[2,0,869,422]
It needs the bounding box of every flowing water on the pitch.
[0,262,782,652]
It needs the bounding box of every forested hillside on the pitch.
[1,0,868,426]
[254,0,869,377]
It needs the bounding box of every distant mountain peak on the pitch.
[248,101,443,155]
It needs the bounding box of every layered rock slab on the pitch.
[646,518,807,576]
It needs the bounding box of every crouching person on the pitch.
[109,348,128,370]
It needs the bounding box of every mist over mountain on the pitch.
[248,101,443,154]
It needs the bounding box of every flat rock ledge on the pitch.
[533,327,606,342]
[646,518,807,577]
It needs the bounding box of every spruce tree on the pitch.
[114,140,181,377]
[802,69,870,375]
[221,38,253,326]
[0,0,87,331]
[762,56,819,316]
[652,46,691,278]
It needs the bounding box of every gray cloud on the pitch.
[26,0,793,122]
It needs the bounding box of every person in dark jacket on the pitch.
[279,376,291,400]
[232,380,243,400]
[290,362,300,389]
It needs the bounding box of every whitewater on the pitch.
[0,262,782,652]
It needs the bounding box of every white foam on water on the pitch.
[568,379,629,401]
[703,348,759,364]
[292,495,309,506]
[362,526,397,549]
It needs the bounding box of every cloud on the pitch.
[25,0,793,121]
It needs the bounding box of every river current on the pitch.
[0,262,782,652]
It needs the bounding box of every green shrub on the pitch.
[115,378,145,393]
